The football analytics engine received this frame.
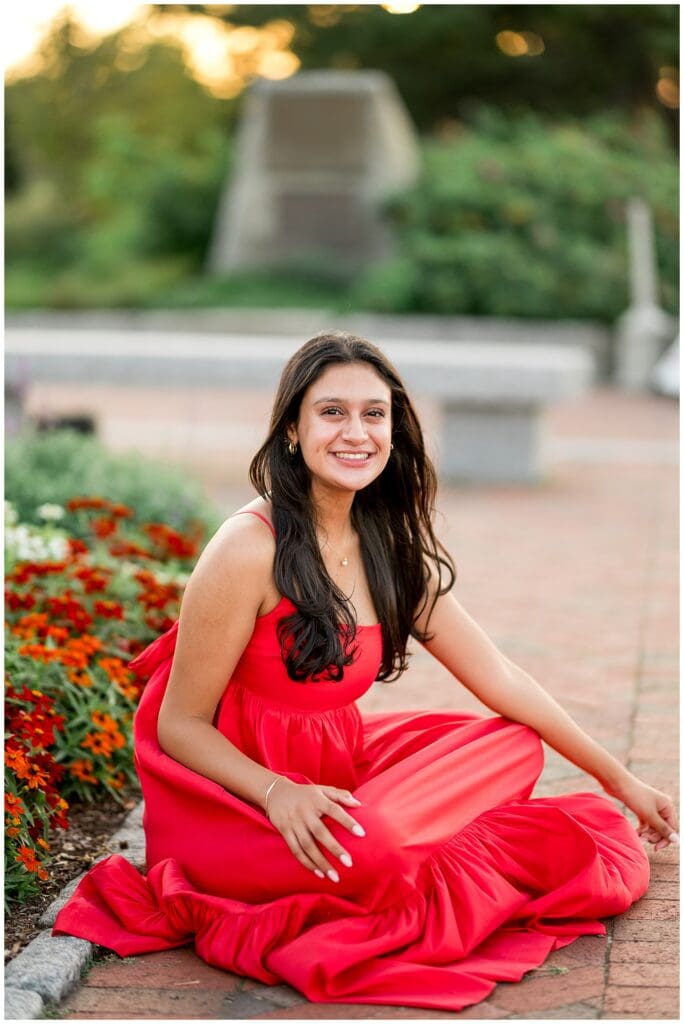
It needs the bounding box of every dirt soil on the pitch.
[5,789,139,962]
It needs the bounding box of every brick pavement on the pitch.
[58,388,678,1020]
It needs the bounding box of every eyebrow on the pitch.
[312,396,390,406]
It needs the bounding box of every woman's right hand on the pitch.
[264,778,366,882]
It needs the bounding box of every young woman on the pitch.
[55,332,677,1012]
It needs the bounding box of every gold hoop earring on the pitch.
[287,440,298,456]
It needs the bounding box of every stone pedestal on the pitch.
[441,402,543,484]
[207,71,419,276]
[615,197,676,389]
[615,304,676,390]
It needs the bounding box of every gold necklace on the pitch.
[319,531,354,568]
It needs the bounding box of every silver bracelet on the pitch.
[264,776,284,818]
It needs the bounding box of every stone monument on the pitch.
[207,71,420,276]
[614,197,676,389]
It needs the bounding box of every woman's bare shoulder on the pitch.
[185,500,276,607]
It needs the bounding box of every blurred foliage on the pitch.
[5,430,222,536]
[6,12,233,285]
[171,4,679,138]
[349,108,679,320]
[4,7,678,320]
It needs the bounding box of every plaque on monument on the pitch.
[207,71,419,275]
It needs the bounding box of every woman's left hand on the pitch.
[609,775,679,851]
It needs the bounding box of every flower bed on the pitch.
[4,497,202,906]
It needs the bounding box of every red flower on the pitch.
[73,567,110,593]
[5,589,36,612]
[93,599,125,620]
[45,793,69,829]
[109,540,152,559]
[46,595,93,631]
[66,496,108,511]
[67,537,89,557]
[92,516,117,539]
[144,523,198,559]
[110,503,133,519]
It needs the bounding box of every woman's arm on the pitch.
[415,586,679,846]
[156,513,365,881]
[157,515,279,809]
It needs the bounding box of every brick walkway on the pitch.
[59,388,678,1020]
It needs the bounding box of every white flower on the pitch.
[5,523,68,562]
[37,503,66,522]
[5,501,17,527]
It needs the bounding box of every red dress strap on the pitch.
[231,510,276,538]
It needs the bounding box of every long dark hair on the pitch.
[249,331,456,683]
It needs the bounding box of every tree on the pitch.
[163,4,678,141]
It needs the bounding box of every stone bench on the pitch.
[5,329,593,483]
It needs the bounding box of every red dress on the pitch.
[54,511,649,1012]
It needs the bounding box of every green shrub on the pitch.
[350,109,678,321]
[5,430,222,536]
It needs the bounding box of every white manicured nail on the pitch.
[353,824,366,837]
[327,869,340,883]
[340,853,352,868]
[314,869,325,878]
[668,832,679,844]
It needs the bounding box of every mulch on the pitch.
[5,787,139,963]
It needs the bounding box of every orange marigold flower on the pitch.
[6,826,20,838]
[18,643,59,663]
[16,845,42,873]
[106,772,126,790]
[59,648,89,669]
[12,612,49,639]
[37,837,49,850]
[81,731,115,758]
[46,625,70,643]
[69,634,102,655]
[115,679,144,703]
[69,759,98,784]
[90,711,119,734]
[5,794,25,816]
[67,668,93,688]
[16,761,52,790]
[5,746,29,775]
[97,657,130,685]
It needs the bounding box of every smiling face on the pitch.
[288,362,393,499]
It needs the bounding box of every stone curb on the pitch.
[4,801,145,1020]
